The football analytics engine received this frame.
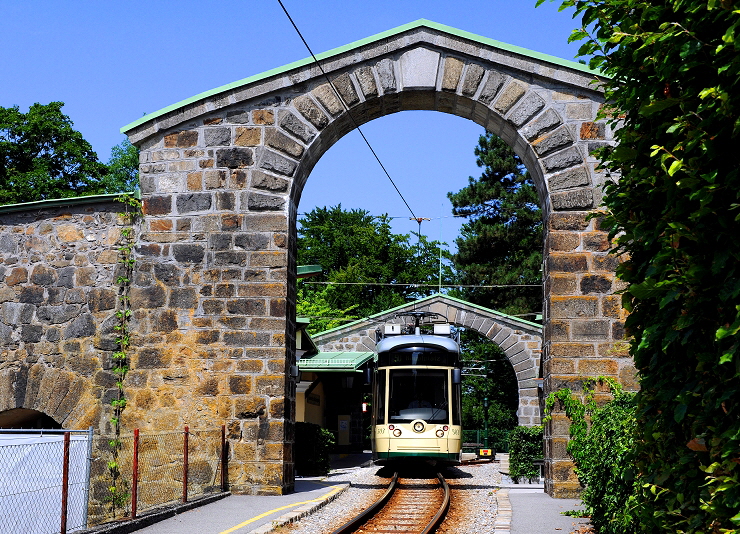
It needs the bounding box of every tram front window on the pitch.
[388,369,448,423]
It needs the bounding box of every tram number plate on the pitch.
[478,448,493,457]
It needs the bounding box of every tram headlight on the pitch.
[436,429,445,438]
[393,428,402,437]
[413,421,425,433]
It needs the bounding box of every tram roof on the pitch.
[297,351,375,373]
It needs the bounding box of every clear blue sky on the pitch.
[1,1,582,250]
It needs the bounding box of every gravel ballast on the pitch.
[274,460,502,533]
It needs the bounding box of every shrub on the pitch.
[547,378,640,534]
[294,422,335,476]
[508,425,543,482]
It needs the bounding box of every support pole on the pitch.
[182,426,189,503]
[131,429,139,519]
[220,425,227,492]
[60,432,70,534]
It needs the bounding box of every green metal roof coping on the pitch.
[297,265,323,278]
[0,191,139,215]
[121,19,601,135]
[312,292,542,338]
[298,351,375,372]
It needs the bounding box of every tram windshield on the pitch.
[388,369,448,423]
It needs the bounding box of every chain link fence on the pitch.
[1,427,225,531]
[0,429,93,534]
[89,427,226,526]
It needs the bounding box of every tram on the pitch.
[369,311,463,466]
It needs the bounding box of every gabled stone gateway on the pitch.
[0,19,621,500]
[119,19,632,498]
[312,294,543,426]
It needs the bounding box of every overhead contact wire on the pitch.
[277,0,418,219]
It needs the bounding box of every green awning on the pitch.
[298,351,375,373]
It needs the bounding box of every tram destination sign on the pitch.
[378,351,457,367]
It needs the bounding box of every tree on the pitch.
[297,205,447,321]
[99,138,139,194]
[295,285,359,336]
[0,102,108,204]
[448,132,543,317]
[541,0,740,530]
[459,329,519,451]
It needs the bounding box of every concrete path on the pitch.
[506,488,590,533]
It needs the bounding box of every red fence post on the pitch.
[182,426,189,503]
[221,425,227,492]
[60,432,70,534]
[131,429,139,519]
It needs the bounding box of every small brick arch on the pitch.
[313,294,543,426]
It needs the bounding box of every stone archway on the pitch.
[123,20,631,497]
[0,364,97,429]
[312,294,542,427]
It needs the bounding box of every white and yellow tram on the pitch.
[370,312,463,466]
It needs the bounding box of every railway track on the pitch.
[331,471,450,534]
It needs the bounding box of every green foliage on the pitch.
[508,425,543,482]
[296,285,359,335]
[100,138,139,194]
[294,422,336,476]
[539,0,740,531]
[460,329,519,451]
[297,205,448,320]
[546,378,640,534]
[0,102,108,204]
[448,132,542,316]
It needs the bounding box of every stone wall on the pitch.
[0,200,125,431]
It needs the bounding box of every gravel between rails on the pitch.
[275,460,501,534]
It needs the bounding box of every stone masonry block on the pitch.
[548,212,590,231]
[548,232,580,252]
[580,275,612,294]
[551,189,594,210]
[532,126,574,157]
[580,121,606,140]
[235,127,261,147]
[312,84,343,116]
[442,57,464,92]
[572,319,610,340]
[543,147,583,173]
[331,72,359,106]
[494,81,527,114]
[355,66,378,97]
[252,171,289,193]
[265,129,304,158]
[508,92,546,127]
[400,47,440,89]
[547,166,589,192]
[259,150,296,177]
[176,193,212,213]
[375,58,397,93]
[582,232,610,252]
[548,254,588,273]
[278,112,315,144]
[552,297,599,323]
[461,64,485,97]
[247,193,286,211]
[293,95,328,129]
[478,71,506,104]
[205,128,231,146]
[521,109,562,140]
[216,148,254,169]
[253,110,274,125]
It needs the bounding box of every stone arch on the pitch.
[313,294,542,426]
[123,20,631,497]
[0,364,96,429]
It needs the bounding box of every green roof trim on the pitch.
[297,265,323,278]
[298,351,375,373]
[121,19,600,134]
[312,292,542,338]
[0,191,139,215]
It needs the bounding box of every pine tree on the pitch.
[448,132,543,317]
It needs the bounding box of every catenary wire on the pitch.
[303,281,541,288]
[277,0,418,219]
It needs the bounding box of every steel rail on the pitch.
[330,471,399,534]
[421,472,451,534]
